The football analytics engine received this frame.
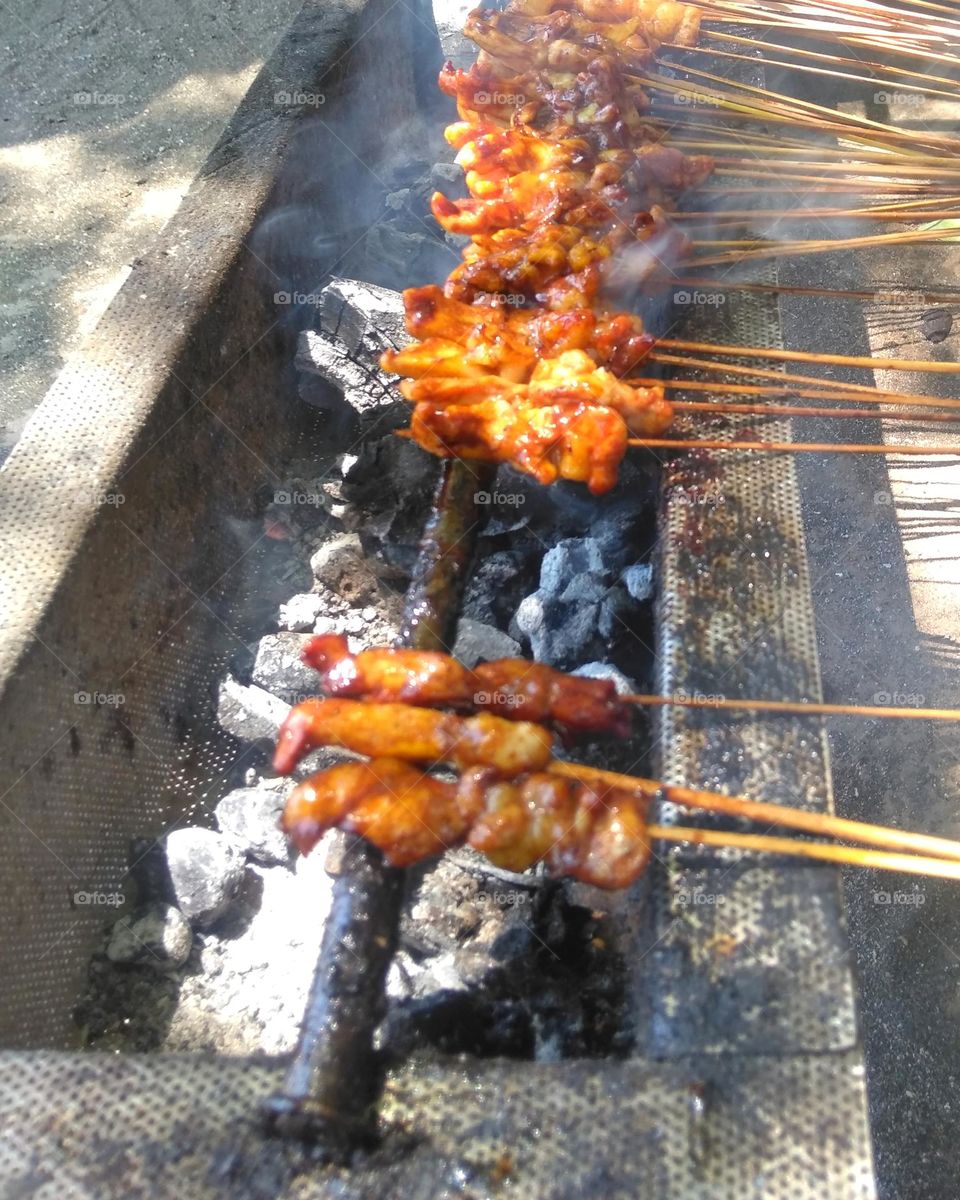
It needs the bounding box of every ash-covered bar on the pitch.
[263,457,493,1151]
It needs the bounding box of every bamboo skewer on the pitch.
[638,375,960,409]
[648,353,960,405]
[701,25,960,88]
[623,692,960,722]
[657,44,960,102]
[659,278,960,305]
[692,226,960,266]
[649,826,960,879]
[657,339,960,375]
[676,211,960,225]
[673,399,960,423]
[639,60,960,150]
[629,438,960,455]
[551,761,960,866]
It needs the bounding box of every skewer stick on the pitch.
[648,826,960,880]
[657,338,960,375]
[657,44,960,102]
[692,226,960,265]
[701,26,960,90]
[642,59,960,150]
[629,438,960,456]
[673,399,960,423]
[550,761,960,864]
[676,211,960,225]
[623,692,960,722]
[659,278,960,306]
[649,353,960,406]
[637,376,960,409]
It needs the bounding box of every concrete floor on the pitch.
[0,0,304,458]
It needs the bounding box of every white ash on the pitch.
[165,828,245,930]
[162,847,336,1056]
[215,785,290,867]
[622,562,654,601]
[277,592,324,632]
[252,633,319,703]
[106,905,192,970]
[217,677,289,744]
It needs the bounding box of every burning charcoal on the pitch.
[278,593,325,632]
[560,573,608,605]
[430,161,467,198]
[364,224,459,292]
[598,584,632,641]
[452,618,521,668]
[513,591,604,670]
[251,633,319,704]
[461,548,532,628]
[295,279,409,427]
[310,532,378,605]
[217,677,289,743]
[573,661,637,695]
[215,786,291,867]
[541,604,605,670]
[385,189,411,213]
[622,562,654,602]
[538,538,606,599]
[106,904,193,970]
[165,829,245,929]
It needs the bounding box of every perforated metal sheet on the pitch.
[0,1051,875,1199]
[650,271,862,1060]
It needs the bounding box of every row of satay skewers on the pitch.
[271,2,960,883]
[272,636,960,887]
[377,0,960,493]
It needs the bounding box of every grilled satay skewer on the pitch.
[300,633,633,738]
[281,758,651,889]
[280,754,960,889]
[274,693,960,868]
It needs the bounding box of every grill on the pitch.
[0,0,906,1193]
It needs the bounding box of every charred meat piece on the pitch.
[300,634,633,738]
[273,698,554,777]
[410,396,628,494]
[282,757,652,889]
